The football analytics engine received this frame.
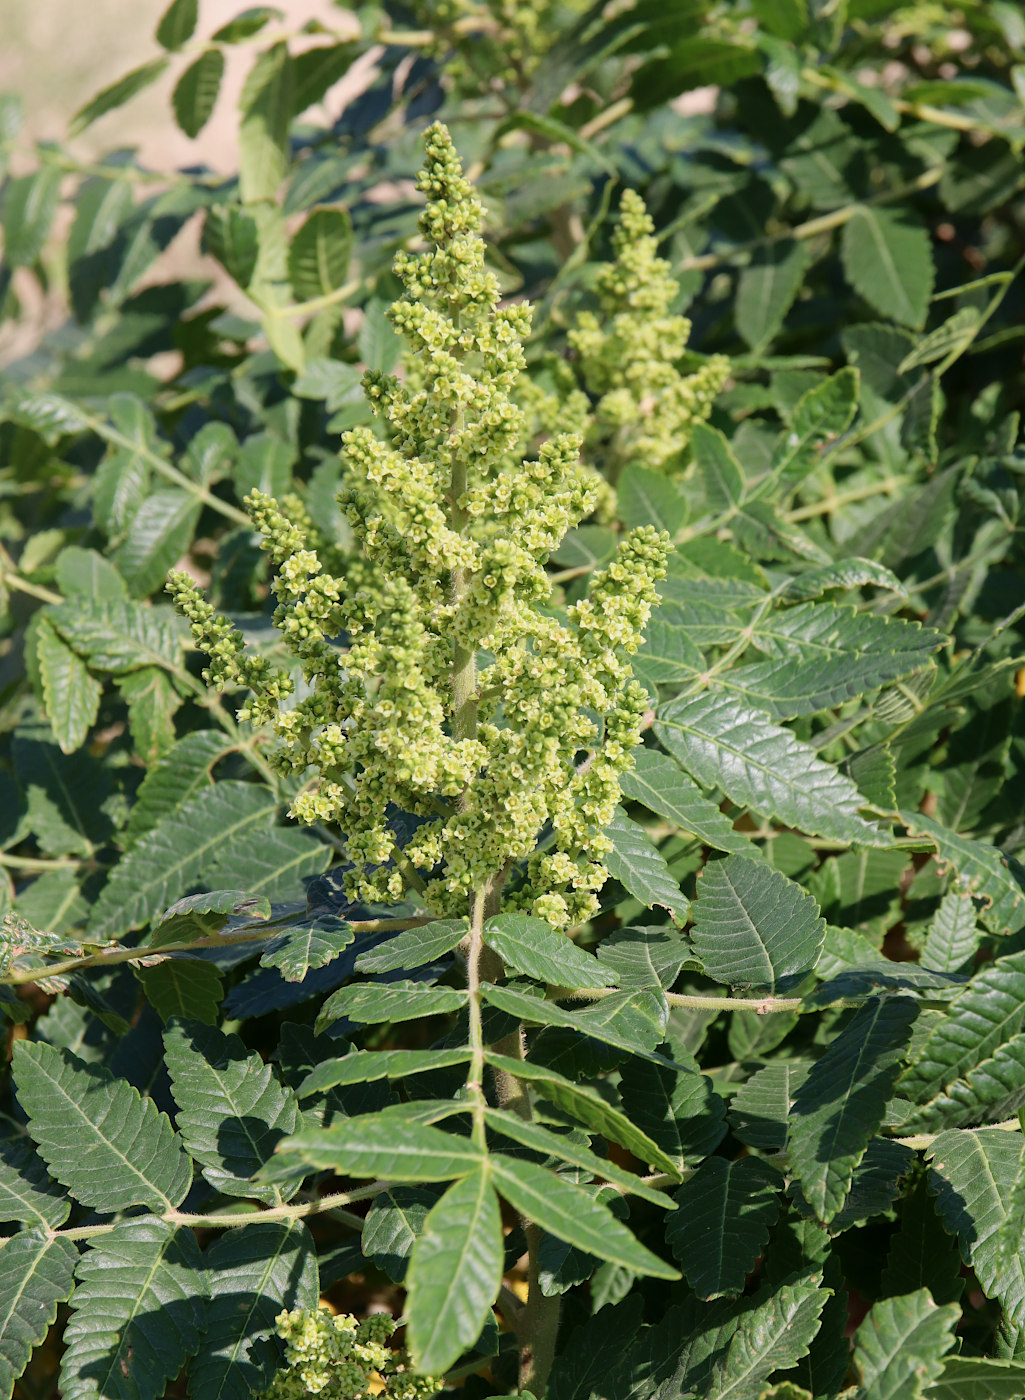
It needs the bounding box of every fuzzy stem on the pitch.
[519,1224,561,1395]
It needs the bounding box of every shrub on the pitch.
[2,3,1025,1398]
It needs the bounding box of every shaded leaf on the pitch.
[666,1157,782,1299]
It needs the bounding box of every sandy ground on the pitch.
[0,0,349,171]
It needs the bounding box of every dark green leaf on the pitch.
[289,208,353,301]
[273,1115,484,1182]
[173,49,225,138]
[156,0,198,49]
[620,750,760,856]
[788,998,918,1223]
[483,915,616,989]
[61,1219,207,1400]
[2,166,61,267]
[690,855,825,993]
[667,1157,782,1299]
[317,982,467,1033]
[489,1154,678,1280]
[604,809,688,922]
[842,207,935,329]
[406,1166,504,1374]
[0,1234,78,1400]
[260,919,354,982]
[354,920,467,974]
[14,1041,190,1211]
[737,239,811,352]
[141,959,224,1024]
[852,1287,958,1398]
[164,1019,303,1204]
[189,1222,318,1400]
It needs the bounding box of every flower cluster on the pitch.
[260,1309,440,1400]
[170,123,670,929]
[569,189,731,477]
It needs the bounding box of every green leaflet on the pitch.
[163,1020,303,1204]
[48,596,182,677]
[188,1222,319,1400]
[486,1053,684,1176]
[352,920,467,975]
[927,1127,1025,1328]
[363,1187,439,1283]
[729,1060,811,1151]
[690,854,825,993]
[604,808,689,922]
[0,1134,71,1228]
[316,981,468,1033]
[619,749,760,856]
[482,1107,674,1208]
[260,918,355,982]
[927,1357,1025,1400]
[851,1288,959,1399]
[35,616,102,755]
[123,729,234,846]
[140,959,224,1024]
[489,1154,679,1280]
[69,58,170,136]
[765,368,859,492]
[736,239,812,352]
[655,692,884,846]
[666,1157,783,1299]
[88,781,278,936]
[842,206,936,329]
[880,1171,963,1305]
[0,1233,78,1400]
[299,1048,474,1096]
[483,914,617,989]
[596,924,695,991]
[482,984,667,1063]
[272,1114,485,1182]
[173,49,224,138]
[289,207,353,301]
[156,0,199,50]
[204,825,331,903]
[61,1219,208,1400]
[900,949,1025,1110]
[788,997,918,1224]
[405,1166,504,1374]
[706,1273,829,1400]
[13,1041,191,1213]
[899,811,1025,934]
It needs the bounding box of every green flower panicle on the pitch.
[260,1308,440,1400]
[569,188,731,477]
[169,122,670,929]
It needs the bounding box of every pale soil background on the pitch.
[0,0,348,171]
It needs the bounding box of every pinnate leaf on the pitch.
[260,918,354,982]
[355,920,467,974]
[288,207,353,301]
[620,749,760,856]
[483,914,616,989]
[273,1114,484,1183]
[655,691,883,846]
[927,1127,1025,1327]
[842,206,935,329]
[405,1166,504,1374]
[0,1135,70,1229]
[851,1287,958,1400]
[489,1154,679,1280]
[14,1041,190,1212]
[89,781,277,937]
[0,1234,77,1400]
[189,1222,318,1400]
[667,1156,782,1300]
[35,616,101,754]
[164,1019,303,1204]
[604,809,688,922]
[141,958,224,1024]
[691,854,825,993]
[788,997,918,1223]
[487,1053,684,1176]
[172,49,225,140]
[61,1219,207,1400]
[707,1273,828,1400]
